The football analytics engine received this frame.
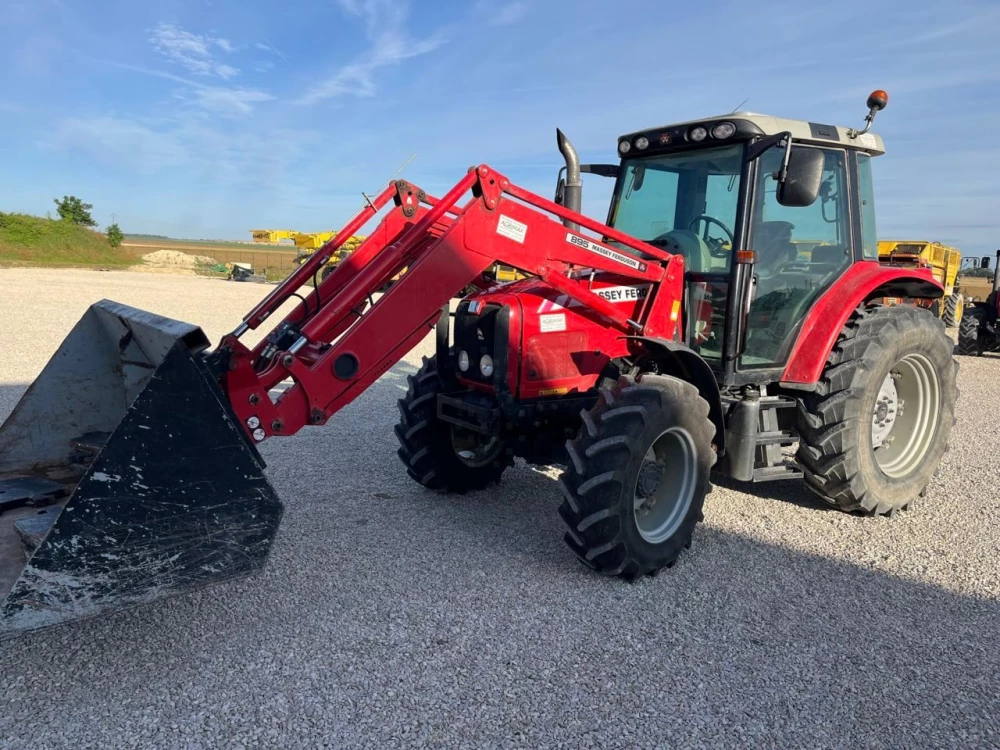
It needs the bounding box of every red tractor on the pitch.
[957,249,1000,355]
[0,91,958,633]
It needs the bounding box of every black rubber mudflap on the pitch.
[0,300,283,635]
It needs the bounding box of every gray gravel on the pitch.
[1,268,998,749]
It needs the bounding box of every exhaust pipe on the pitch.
[556,128,582,231]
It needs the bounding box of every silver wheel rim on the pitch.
[632,427,697,544]
[871,353,940,479]
[451,428,503,468]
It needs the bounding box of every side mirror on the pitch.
[632,164,646,192]
[580,164,620,179]
[554,165,567,205]
[982,256,991,269]
[554,176,566,205]
[777,147,825,207]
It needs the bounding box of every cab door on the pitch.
[738,146,854,370]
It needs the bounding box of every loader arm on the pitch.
[215,165,686,444]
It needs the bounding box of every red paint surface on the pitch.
[221,167,686,442]
[781,261,941,384]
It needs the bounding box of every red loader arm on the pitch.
[213,166,686,445]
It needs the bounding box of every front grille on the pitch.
[454,302,503,383]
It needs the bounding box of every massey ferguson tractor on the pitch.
[957,249,1000,355]
[0,91,959,634]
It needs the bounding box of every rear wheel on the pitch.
[557,374,716,579]
[395,355,512,492]
[958,307,985,356]
[797,305,958,515]
[942,291,964,327]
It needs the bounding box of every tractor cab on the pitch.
[602,95,889,384]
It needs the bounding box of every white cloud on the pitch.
[150,23,240,79]
[108,62,274,118]
[474,0,527,26]
[46,114,319,185]
[297,1,446,105]
[49,117,188,174]
[191,86,275,116]
[254,39,289,64]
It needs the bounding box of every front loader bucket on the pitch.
[0,300,283,635]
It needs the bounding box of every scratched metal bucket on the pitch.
[0,300,283,635]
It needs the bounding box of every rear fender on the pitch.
[781,263,943,386]
[625,337,725,456]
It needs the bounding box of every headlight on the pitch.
[618,140,631,154]
[479,354,494,378]
[688,126,707,142]
[458,350,470,372]
[712,121,736,139]
[634,136,649,150]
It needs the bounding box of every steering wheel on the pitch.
[688,215,734,258]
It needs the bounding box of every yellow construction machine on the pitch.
[250,229,299,244]
[293,233,368,281]
[878,240,964,326]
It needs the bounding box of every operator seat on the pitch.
[650,230,713,273]
[754,221,798,274]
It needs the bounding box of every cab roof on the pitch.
[619,111,885,156]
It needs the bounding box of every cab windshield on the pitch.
[607,144,744,273]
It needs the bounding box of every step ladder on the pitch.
[752,396,802,482]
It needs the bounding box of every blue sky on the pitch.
[2,0,999,254]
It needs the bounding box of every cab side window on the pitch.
[741,147,852,367]
[755,147,850,265]
[857,154,879,260]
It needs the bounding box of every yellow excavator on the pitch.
[878,240,964,326]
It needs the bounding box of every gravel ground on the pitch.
[1,268,998,749]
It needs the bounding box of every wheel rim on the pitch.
[955,296,964,323]
[870,353,940,478]
[632,427,697,544]
[451,427,503,468]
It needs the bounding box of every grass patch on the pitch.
[0,212,143,268]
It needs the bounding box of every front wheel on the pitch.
[395,355,512,493]
[557,374,716,580]
[797,304,958,515]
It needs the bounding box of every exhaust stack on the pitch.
[557,128,582,231]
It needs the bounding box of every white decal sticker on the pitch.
[565,233,647,272]
[537,295,568,313]
[539,313,566,333]
[856,133,877,150]
[536,285,651,313]
[497,214,527,244]
[594,284,652,303]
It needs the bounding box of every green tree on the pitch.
[53,195,97,227]
[106,222,124,248]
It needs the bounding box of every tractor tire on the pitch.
[796,304,958,516]
[320,264,336,282]
[557,374,716,580]
[942,291,964,328]
[395,355,512,493]
[957,307,985,356]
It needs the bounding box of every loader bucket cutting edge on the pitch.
[0,300,283,636]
